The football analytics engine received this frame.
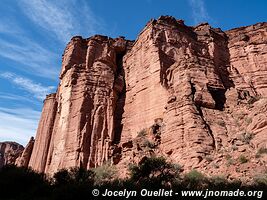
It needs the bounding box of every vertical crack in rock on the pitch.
[209,34,233,111]
[79,92,93,169]
[19,17,267,178]
[194,23,234,111]
[190,80,216,151]
[196,105,216,150]
[158,49,175,88]
[113,49,127,144]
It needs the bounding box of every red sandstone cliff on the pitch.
[0,142,24,168]
[18,16,267,181]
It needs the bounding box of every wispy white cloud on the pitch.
[0,72,55,101]
[188,0,210,24]
[0,37,59,78]
[0,107,40,146]
[0,6,59,79]
[0,0,104,145]
[0,92,41,105]
[19,0,103,43]
[19,0,74,43]
[0,0,103,78]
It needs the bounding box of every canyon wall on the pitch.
[19,36,133,174]
[18,16,267,180]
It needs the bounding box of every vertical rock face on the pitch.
[120,17,245,168]
[0,142,24,168]
[225,23,267,160]
[18,16,267,180]
[17,35,133,174]
[16,137,34,167]
[121,19,170,142]
[227,23,267,96]
[27,94,57,171]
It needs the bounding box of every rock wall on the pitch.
[16,137,34,167]
[18,35,133,174]
[27,94,57,171]
[0,142,24,168]
[18,16,267,179]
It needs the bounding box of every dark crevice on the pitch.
[113,92,125,144]
[208,87,226,111]
[116,53,124,73]
[196,104,216,150]
[205,28,234,111]
[190,80,216,150]
[80,94,93,169]
[211,29,234,90]
[248,81,258,96]
[158,49,175,88]
[189,80,196,101]
[113,52,126,144]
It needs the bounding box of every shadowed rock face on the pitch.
[0,142,24,168]
[18,35,134,175]
[16,137,34,167]
[18,16,267,181]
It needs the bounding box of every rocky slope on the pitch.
[0,142,24,168]
[17,16,267,181]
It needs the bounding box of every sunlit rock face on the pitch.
[18,16,267,180]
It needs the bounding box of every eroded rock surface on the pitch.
[0,142,24,168]
[18,16,267,181]
[16,137,35,167]
[17,36,133,174]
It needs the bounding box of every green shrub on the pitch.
[137,129,147,137]
[209,175,227,187]
[254,173,267,186]
[183,169,208,189]
[1,162,267,198]
[142,139,155,148]
[245,117,252,124]
[217,120,226,127]
[54,167,95,186]
[204,155,213,162]
[225,154,231,160]
[53,169,72,185]
[248,96,261,104]
[0,165,50,199]
[231,144,238,151]
[129,156,181,188]
[93,163,117,185]
[240,132,253,144]
[212,163,219,169]
[225,154,235,166]
[257,147,267,155]
[227,159,235,166]
[184,169,205,182]
[239,155,248,164]
[52,167,95,199]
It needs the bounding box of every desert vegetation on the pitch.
[256,147,267,158]
[0,156,266,199]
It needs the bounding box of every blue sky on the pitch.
[0,0,266,145]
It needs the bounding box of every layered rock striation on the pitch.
[0,142,24,168]
[18,16,267,180]
[19,36,133,174]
